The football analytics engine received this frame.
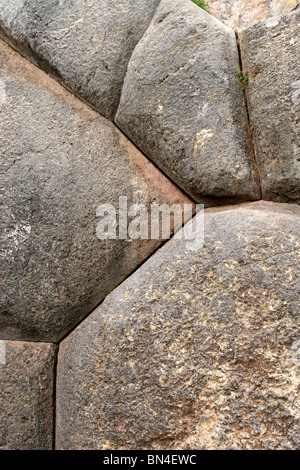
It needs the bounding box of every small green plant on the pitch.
[236,70,249,87]
[190,0,211,13]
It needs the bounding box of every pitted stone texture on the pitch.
[0,341,56,450]
[0,41,191,343]
[56,202,300,450]
[240,10,300,204]
[0,0,161,120]
[115,0,261,206]
[207,0,299,29]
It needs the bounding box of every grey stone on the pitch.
[0,0,161,120]
[56,201,300,450]
[0,340,56,450]
[239,10,300,203]
[115,0,261,205]
[0,40,192,343]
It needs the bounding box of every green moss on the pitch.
[190,0,211,13]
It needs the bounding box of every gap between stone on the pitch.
[234,29,262,196]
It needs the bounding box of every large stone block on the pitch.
[0,40,191,343]
[0,340,56,450]
[0,0,161,120]
[115,0,261,205]
[239,10,300,203]
[56,202,300,450]
[206,0,298,29]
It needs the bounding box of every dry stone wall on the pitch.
[0,40,191,343]
[240,10,300,203]
[0,0,299,450]
[56,202,300,450]
[0,0,161,120]
[0,340,56,450]
[206,0,299,29]
[115,0,261,204]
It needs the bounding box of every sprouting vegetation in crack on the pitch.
[190,0,211,13]
[236,70,249,87]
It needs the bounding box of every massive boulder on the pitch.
[0,40,191,343]
[239,10,300,203]
[56,202,300,450]
[0,340,56,450]
[0,0,161,120]
[115,0,261,205]
[206,0,298,29]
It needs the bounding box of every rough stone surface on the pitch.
[0,40,192,343]
[0,340,56,450]
[240,10,300,204]
[56,202,300,450]
[0,0,161,120]
[207,0,299,29]
[115,0,261,205]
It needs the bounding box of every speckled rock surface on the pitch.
[0,340,56,450]
[0,0,161,120]
[0,40,191,343]
[240,10,300,203]
[207,0,299,29]
[56,202,300,450]
[115,0,261,205]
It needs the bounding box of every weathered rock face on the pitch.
[0,340,56,450]
[240,10,300,204]
[0,0,161,120]
[207,0,299,29]
[56,202,300,450]
[1,0,299,452]
[115,0,261,205]
[0,40,191,343]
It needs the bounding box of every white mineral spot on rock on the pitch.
[291,339,300,366]
[7,224,32,251]
[291,80,300,105]
[265,17,279,27]
[0,341,6,365]
[194,129,214,151]
[202,103,209,114]
[157,101,164,113]
[0,80,6,109]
